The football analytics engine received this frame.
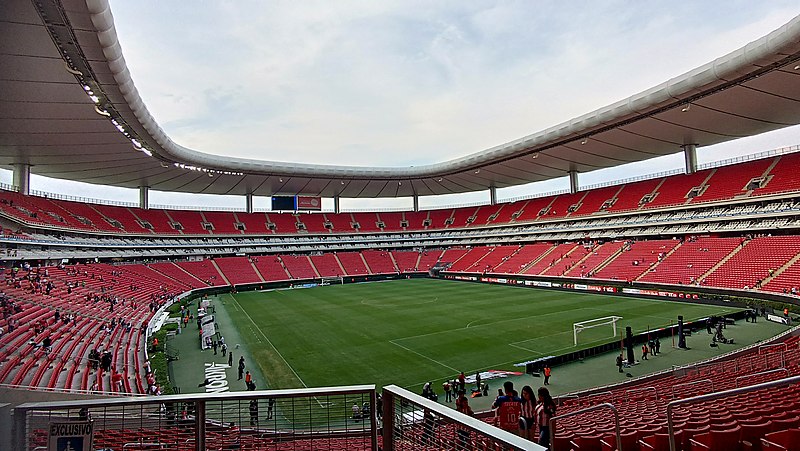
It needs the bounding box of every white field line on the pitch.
[227,294,308,389]
[388,339,459,372]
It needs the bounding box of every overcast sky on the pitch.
[5,1,800,210]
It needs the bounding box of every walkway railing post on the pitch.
[195,399,206,451]
[382,389,394,451]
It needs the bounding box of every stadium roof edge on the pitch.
[1,2,800,197]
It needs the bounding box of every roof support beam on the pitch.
[139,186,149,210]
[245,192,254,214]
[12,163,30,196]
[489,186,497,206]
[683,144,698,174]
[334,196,341,214]
[413,194,419,212]
[568,170,579,195]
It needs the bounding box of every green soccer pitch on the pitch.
[219,278,740,391]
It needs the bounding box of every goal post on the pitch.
[319,276,344,286]
[573,316,623,346]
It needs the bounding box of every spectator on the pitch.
[536,387,556,448]
[443,380,452,402]
[455,390,473,448]
[492,381,523,434]
[519,385,537,441]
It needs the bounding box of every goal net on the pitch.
[573,316,622,346]
[319,276,344,286]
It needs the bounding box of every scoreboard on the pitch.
[271,196,322,211]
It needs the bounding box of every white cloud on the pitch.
[17,2,800,208]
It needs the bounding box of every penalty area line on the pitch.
[389,340,459,373]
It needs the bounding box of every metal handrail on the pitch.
[13,385,377,451]
[671,378,713,398]
[759,343,788,354]
[549,403,621,451]
[735,367,790,388]
[625,386,658,400]
[381,384,542,451]
[667,375,800,451]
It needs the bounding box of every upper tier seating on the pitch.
[352,213,382,232]
[131,208,177,234]
[167,210,208,235]
[646,170,713,209]
[235,212,271,234]
[378,212,404,232]
[202,211,241,235]
[2,152,799,237]
[755,152,800,196]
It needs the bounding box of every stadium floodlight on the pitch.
[573,316,623,347]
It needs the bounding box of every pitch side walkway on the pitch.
[168,293,267,396]
[444,319,790,413]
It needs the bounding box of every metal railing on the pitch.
[671,378,713,399]
[381,384,543,451]
[13,385,377,451]
[735,367,790,388]
[625,385,658,400]
[666,375,800,451]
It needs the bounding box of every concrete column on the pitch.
[245,193,254,214]
[568,170,579,195]
[489,186,497,205]
[413,194,419,212]
[683,144,698,174]
[334,196,341,214]
[139,186,149,210]
[12,163,30,195]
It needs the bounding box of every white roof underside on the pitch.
[1,0,800,198]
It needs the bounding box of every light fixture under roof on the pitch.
[681,104,691,112]
[437,178,443,182]
[279,178,283,183]
[532,154,539,159]
[580,139,588,145]
[474,169,480,174]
